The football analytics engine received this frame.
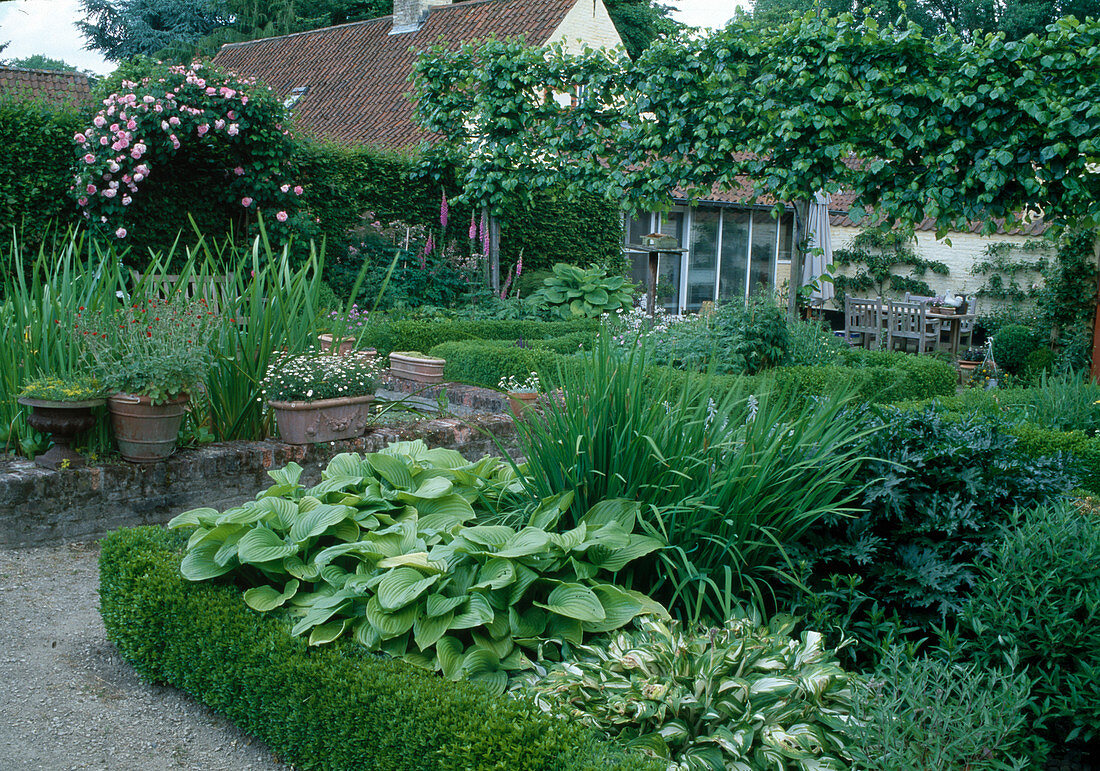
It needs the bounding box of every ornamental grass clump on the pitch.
[517,614,854,770]
[75,297,218,403]
[261,347,382,403]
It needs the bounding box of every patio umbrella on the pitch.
[802,190,834,303]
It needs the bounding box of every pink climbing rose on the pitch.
[241,197,253,208]
[276,211,288,222]
[114,227,127,238]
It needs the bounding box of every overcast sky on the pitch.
[0,0,747,76]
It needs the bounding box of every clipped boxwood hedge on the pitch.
[98,526,662,771]
[361,319,598,358]
[1006,423,1100,494]
[429,339,579,389]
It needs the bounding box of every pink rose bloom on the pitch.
[77,197,88,206]
[127,119,137,130]
[169,116,180,125]
[240,95,248,104]
[280,184,290,193]
[214,119,225,130]
[161,120,170,131]
[227,110,237,120]
[86,183,97,194]
[131,148,143,159]
[205,86,216,95]
[93,115,106,128]
[241,197,253,208]
[226,124,239,137]
[83,153,96,164]
[134,173,144,182]
[109,124,119,133]
[74,132,86,143]
[197,124,209,136]
[234,166,245,176]
[143,95,155,103]
[135,164,149,175]
[100,136,110,146]
[108,161,120,172]
[123,173,133,182]
[276,210,288,222]
[102,188,116,198]
[115,227,127,239]
[293,185,303,195]
[122,195,132,206]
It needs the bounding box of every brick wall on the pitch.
[0,415,519,548]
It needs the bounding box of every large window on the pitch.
[625,204,789,312]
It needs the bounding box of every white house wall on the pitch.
[547,0,624,52]
[830,225,1045,315]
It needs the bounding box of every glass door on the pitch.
[656,209,685,314]
[624,212,654,290]
[718,209,751,301]
[686,209,720,311]
[749,210,777,295]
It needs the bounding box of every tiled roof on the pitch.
[0,67,91,106]
[213,0,577,149]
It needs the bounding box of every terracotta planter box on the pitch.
[389,353,445,384]
[507,391,539,419]
[958,359,981,384]
[269,394,375,444]
[107,392,189,463]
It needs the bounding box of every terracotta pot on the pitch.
[268,394,375,444]
[318,334,356,356]
[507,391,539,419]
[389,353,445,384]
[17,396,105,470]
[957,360,980,385]
[107,392,189,463]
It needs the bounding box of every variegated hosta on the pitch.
[168,440,667,695]
[517,615,855,771]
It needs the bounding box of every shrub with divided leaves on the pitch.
[168,441,667,694]
[516,615,854,770]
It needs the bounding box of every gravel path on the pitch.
[0,541,290,771]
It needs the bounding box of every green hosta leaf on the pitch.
[587,288,609,305]
[168,507,218,529]
[329,519,360,542]
[290,599,351,636]
[413,610,454,650]
[380,634,409,658]
[237,528,298,564]
[461,647,501,677]
[352,618,380,649]
[545,613,583,644]
[508,563,540,605]
[365,595,417,639]
[213,530,246,566]
[437,636,465,680]
[320,563,350,588]
[451,592,495,629]
[679,744,725,770]
[243,579,300,612]
[473,630,513,660]
[420,447,470,468]
[581,498,639,531]
[417,494,477,532]
[474,558,515,590]
[494,527,552,558]
[323,452,367,479]
[459,526,515,549]
[367,452,415,489]
[568,557,599,580]
[395,475,453,501]
[549,522,587,552]
[377,552,445,573]
[470,670,507,696]
[308,477,363,498]
[283,553,322,581]
[581,584,644,633]
[377,567,440,611]
[536,583,606,622]
[527,492,573,530]
[308,619,349,646]
[509,606,548,638]
[426,593,467,617]
[403,650,435,671]
[591,534,665,572]
[180,541,236,581]
[289,503,354,543]
[583,521,632,550]
[267,461,303,487]
[257,497,298,529]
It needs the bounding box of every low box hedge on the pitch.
[428,339,579,389]
[1005,422,1100,494]
[98,526,662,771]
[358,319,599,357]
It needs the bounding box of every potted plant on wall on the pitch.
[77,298,217,463]
[262,349,382,444]
[499,372,540,419]
[16,375,105,469]
[389,351,445,384]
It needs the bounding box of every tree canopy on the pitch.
[413,13,1100,233]
[747,0,1100,39]
[1,54,81,72]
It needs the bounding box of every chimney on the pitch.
[391,0,449,34]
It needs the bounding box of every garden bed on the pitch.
[0,414,517,548]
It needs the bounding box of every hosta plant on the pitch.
[517,615,854,771]
[529,263,634,319]
[168,441,667,694]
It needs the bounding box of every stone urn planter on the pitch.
[269,394,375,445]
[389,352,445,384]
[107,393,189,463]
[506,391,539,419]
[17,396,105,469]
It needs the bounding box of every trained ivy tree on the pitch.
[71,58,304,254]
[413,12,1100,324]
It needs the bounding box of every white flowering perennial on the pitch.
[498,372,540,393]
[260,347,382,402]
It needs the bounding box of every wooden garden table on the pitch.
[925,311,975,357]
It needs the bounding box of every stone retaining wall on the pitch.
[0,415,518,548]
